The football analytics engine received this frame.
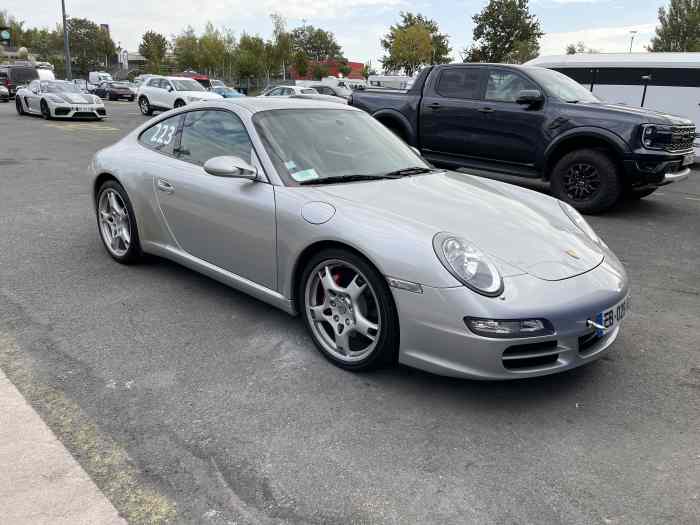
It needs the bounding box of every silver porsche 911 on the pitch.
[90,98,629,379]
[16,79,106,119]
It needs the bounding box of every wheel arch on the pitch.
[371,109,415,145]
[543,129,629,181]
[290,240,390,316]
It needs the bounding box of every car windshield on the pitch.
[526,67,599,103]
[42,81,80,93]
[171,79,205,92]
[253,109,431,185]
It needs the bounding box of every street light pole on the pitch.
[61,0,72,79]
[629,30,637,53]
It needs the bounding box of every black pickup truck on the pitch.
[349,63,695,213]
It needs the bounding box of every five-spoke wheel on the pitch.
[301,249,399,370]
[96,181,142,263]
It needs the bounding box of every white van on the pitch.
[526,53,700,154]
[367,75,413,90]
[89,71,113,85]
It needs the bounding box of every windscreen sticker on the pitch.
[285,160,297,170]
[290,168,319,182]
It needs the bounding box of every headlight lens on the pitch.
[93,95,103,104]
[433,232,503,296]
[641,123,673,150]
[559,201,606,248]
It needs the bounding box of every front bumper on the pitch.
[393,257,628,380]
[50,103,106,119]
[624,149,694,189]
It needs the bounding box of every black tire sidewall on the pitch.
[298,248,399,371]
[16,97,24,115]
[551,149,622,214]
[40,100,51,119]
[96,180,142,264]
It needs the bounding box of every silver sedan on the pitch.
[90,99,629,379]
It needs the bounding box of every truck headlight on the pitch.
[641,124,673,150]
[433,232,503,296]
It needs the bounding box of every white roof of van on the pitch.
[526,52,700,69]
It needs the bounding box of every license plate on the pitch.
[591,295,630,336]
[682,153,695,166]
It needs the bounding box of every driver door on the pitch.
[152,108,277,289]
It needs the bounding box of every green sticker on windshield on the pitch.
[291,169,319,182]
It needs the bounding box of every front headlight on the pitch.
[559,201,606,248]
[93,95,103,104]
[641,123,673,150]
[433,232,503,296]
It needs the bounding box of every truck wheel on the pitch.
[551,149,622,214]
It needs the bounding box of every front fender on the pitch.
[371,109,416,146]
[543,127,631,174]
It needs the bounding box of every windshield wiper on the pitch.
[383,166,438,177]
[298,174,402,185]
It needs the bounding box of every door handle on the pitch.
[156,178,174,194]
[478,107,495,113]
[427,103,441,110]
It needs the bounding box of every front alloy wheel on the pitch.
[96,181,142,264]
[301,250,399,370]
[139,96,152,116]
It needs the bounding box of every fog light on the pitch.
[464,317,554,338]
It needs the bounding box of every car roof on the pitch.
[198,97,359,114]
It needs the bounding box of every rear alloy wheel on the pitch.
[139,96,153,116]
[96,181,142,264]
[300,249,399,371]
[551,149,622,214]
[15,96,25,115]
[40,99,52,120]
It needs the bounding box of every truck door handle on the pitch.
[478,107,495,113]
[156,178,174,194]
[427,103,441,110]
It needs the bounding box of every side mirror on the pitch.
[167,86,173,92]
[516,89,544,106]
[203,156,257,180]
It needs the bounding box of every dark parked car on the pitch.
[0,63,39,98]
[94,81,135,101]
[350,64,695,213]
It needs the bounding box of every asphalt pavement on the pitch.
[0,100,698,524]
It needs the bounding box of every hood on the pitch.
[582,101,693,126]
[317,172,605,282]
[57,92,93,104]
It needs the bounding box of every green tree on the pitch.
[311,63,329,80]
[338,59,352,77]
[293,49,309,78]
[235,33,265,79]
[388,24,432,76]
[464,0,543,64]
[291,24,343,61]
[271,13,292,79]
[173,26,199,71]
[381,12,451,73]
[361,61,376,80]
[650,0,700,52]
[565,41,598,54]
[139,30,168,73]
[199,22,227,75]
[67,18,115,74]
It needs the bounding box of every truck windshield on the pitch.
[527,67,599,103]
[253,109,431,185]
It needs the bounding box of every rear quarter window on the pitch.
[138,115,182,156]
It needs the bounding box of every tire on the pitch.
[550,149,622,214]
[174,99,185,108]
[138,96,153,116]
[626,187,657,200]
[95,180,143,264]
[298,248,399,371]
[15,96,25,115]
[40,99,52,120]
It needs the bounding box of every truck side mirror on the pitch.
[516,89,544,106]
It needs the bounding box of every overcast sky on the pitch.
[6,0,662,66]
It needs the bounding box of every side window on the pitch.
[178,110,254,167]
[436,68,483,99]
[485,70,537,103]
[268,87,282,96]
[139,114,182,155]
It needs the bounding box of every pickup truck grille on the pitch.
[668,126,696,152]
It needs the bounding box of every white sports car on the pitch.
[16,79,106,119]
